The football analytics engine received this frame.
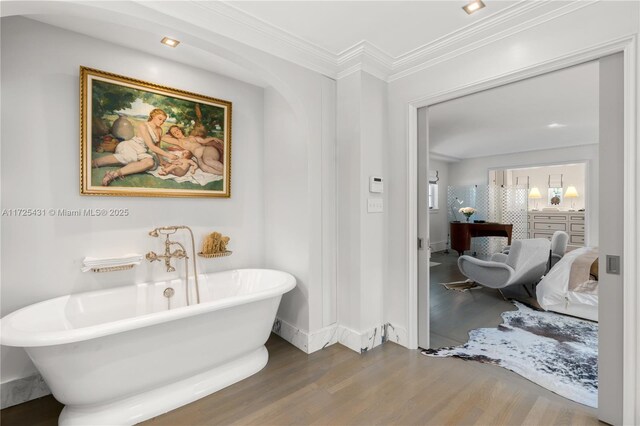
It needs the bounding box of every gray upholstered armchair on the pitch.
[504,231,568,270]
[549,231,569,269]
[457,238,551,299]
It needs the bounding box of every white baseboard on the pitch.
[384,323,409,348]
[272,318,406,354]
[308,323,340,352]
[1,374,51,409]
[271,318,339,354]
[271,317,311,353]
[337,325,384,353]
[430,240,447,253]
[337,322,408,353]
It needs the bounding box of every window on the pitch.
[429,183,439,210]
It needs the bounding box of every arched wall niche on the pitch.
[0,0,311,135]
[1,1,336,396]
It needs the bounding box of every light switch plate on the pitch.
[367,198,383,213]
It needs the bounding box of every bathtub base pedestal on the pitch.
[58,346,269,426]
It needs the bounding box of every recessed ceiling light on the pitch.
[463,0,486,15]
[161,37,180,48]
[547,122,567,128]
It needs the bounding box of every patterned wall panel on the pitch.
[447,185,528,256]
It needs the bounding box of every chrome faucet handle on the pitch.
[146,251,159,262]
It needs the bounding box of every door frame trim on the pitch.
[406,35,638,424]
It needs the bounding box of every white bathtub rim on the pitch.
[58,345,269,426]
[1,269,295,348]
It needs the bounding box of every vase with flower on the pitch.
[459,207,476,222]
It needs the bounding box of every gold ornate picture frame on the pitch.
[80,67,232,198]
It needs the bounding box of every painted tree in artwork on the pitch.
[91,81,140,118]
[92,80,225,137]
[142,93,225,136]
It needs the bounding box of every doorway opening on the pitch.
[416,53,625,421]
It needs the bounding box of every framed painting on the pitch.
[80,67,232,197]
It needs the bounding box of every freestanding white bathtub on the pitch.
[1,269,295,425]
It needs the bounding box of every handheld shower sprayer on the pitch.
[149,226,181,237]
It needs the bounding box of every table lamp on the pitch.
[564,185,579,211]
[528,187,542,211]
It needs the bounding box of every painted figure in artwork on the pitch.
[158,150,199,177]
[162,125,224,175]
[82,68,231,196]
[92,108,178,185]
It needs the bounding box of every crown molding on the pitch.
[388,0,599,82]
[335,62,390,83]
[392,0,547,70]
[338,40,394,67]
[183,1,340,78]
[133,0,599,83]
[430,153,461,163]
[336,40,394,80]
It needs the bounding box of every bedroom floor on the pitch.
[429,250,539,349]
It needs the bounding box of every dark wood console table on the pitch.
[450,222,513,256]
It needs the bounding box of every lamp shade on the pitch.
[528,187,542,199]
[564,185,579,198]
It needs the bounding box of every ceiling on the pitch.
[229,1,515,58]
[1,1,585,82]
[428,60,600,160]
[4,1,598,157]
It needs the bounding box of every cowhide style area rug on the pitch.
[423,302,598,407]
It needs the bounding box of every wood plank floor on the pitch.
[1,252,600,425]
[429,250,539,349]
[1,333,599,425]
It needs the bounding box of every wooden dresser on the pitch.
[527,211,585,248]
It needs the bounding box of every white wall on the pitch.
[263,87,309,330]
[427,158,450,252]
[385,1,637,344]
[448,144,599,246]
[0,2,342,391]
[0,17,267,382]
[359,72,386,332]
[263,75,337,334]
[250,48,336,340]
[508,163,587,211]
[337,71,387,336]
[429,157,590,250]
[337,72,362,332]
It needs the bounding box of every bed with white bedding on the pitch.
[536,246,599,322]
